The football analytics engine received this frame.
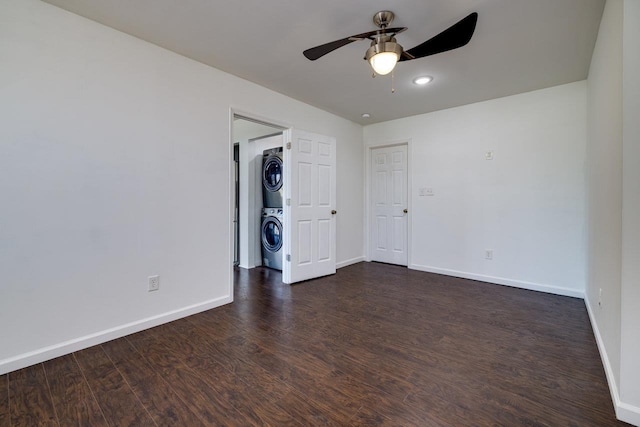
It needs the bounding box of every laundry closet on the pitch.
[233,117,285,271]
[233,117,338,284]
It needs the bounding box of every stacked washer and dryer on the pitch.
[261,147,284,270]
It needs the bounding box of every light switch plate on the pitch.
[419,188,434,196]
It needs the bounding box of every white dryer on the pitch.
[261,208,283,270]
[262,147,283,208]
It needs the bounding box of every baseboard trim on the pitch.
[409,264,585,298]
[337,256,365,269]
[618,402,640,426]
[585,297,640,426]
[585,296,622,418]
[0,295,232,375]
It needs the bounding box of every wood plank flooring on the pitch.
[1,262,628,426]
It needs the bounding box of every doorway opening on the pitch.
[230,112,338,293]
[232,115,286,286]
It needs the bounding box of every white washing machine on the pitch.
[262,147,283,208]
[261,208,283,270]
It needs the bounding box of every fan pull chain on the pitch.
[391,70,395,93]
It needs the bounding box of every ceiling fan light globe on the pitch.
[370,52,398,75]
[366,41,403,76]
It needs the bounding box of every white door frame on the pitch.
[364,139,412,265]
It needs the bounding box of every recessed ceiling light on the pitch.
[413,76,433,85]
[362,113,371,118]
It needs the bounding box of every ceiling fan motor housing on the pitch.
[365,39,403,63]
[373,10,395,28]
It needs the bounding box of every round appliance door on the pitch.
[263,156,283,192]
[261,217,283,253]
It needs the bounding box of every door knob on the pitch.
[331,210,337,215]
[403,209,408,214]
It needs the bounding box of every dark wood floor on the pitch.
[0,262,627,426]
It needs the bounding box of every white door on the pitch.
[370,145,408,266]
[283,129,336,284]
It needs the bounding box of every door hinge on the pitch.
[286,142,292,150]
[286,198,291,206]
[286,254,291,262]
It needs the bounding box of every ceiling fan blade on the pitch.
[399,12,478,62]
[303,38,358,61]
[303,27,408,61]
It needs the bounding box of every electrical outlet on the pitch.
[148,275,160,292]
[485,250,493,260]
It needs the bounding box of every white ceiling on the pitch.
[43,0,605,125]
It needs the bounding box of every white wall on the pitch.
[0,0,363,373]
[620,0,640,422]
[584,0,623,407]
[364,82,587,297]
[584,0,640,423]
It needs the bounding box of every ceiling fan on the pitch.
[303,10,478,76]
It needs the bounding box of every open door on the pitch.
[282,129,336,284]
